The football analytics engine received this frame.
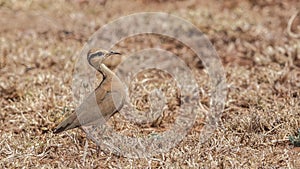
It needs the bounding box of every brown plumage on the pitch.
[53,49,124,133]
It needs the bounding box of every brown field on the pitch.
[1,0,300,168]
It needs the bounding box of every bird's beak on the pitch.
[109,51,121,55]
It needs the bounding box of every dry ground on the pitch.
[1,0,300,168]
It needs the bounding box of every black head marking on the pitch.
[88,51,104,60]
[87,50,107,66]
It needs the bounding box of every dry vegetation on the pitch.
[0,0,300,168]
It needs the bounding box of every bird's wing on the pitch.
[53,89,124,133]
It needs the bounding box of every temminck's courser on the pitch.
[53,49,125,133]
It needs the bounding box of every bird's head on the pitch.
[87,49,121,70]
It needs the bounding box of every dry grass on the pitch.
[1,0,300,168]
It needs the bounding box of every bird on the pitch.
[53,49,125,133]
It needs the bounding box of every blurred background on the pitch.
[0,0,299,168]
